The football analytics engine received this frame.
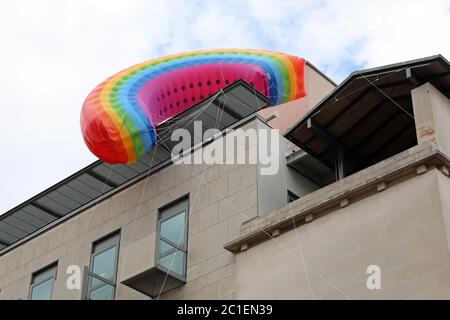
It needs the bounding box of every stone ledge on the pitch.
[224,142,450,253]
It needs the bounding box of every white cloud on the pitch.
[0,0,449,213]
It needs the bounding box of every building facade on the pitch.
[1,56,450,300]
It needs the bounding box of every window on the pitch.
[287,190,299,203]
[157,196,189,280]
[29,263,57,300]
[86,232,120,300]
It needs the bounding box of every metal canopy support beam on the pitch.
[353,110,402,150]
[424,71,450,82]
[335,147,346,180]
[86,170,119,188]
[337,94,412,143]
[212,97,241,120]
[323,88,372,128]
[0,237,10,247]
[336,98,390,142]
[406,68,423,86]
[30,203,63,219]
[306,118,364,164]
[367,122,415,161]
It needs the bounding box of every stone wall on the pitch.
[235,168,450,299]
[0,121,260,300]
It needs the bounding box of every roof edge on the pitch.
[285,54,450,141]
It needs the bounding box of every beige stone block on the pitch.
[79,223,113,248]
[0,257,7,277]
[339,198,349,208]
[271,228,281,237]
[208,175,229,205]
[158,168,175,192]
[218,198,237,222]
[4,277,29,300]
[76,212,94,236]
[304,214,314,223]
[62,220,79,244]
[198,203,219,232]
[207,264,235,286]
[208,221,228,257]
[115,283,150,300]
[227,213,250,242]
[123,212,157,243]
[19,244,35,269]
[32,236,50,261]
[119,233,156,283]
[412,82,450,157]
[408,266,450,299]
[376,182,387,192]
[89,211,111,233]
[416,164,427,175]
[168,179,191,201]
[188,210,201,236]
[185,283,217,300]
[1,265,26,288]
[190,184,210,213]
[240,243,249,252]
[226,185,257,213]
[197,256,218,278]
[123,183,148,212]
[219,293,236,300]
[118,290,151,300]
[105,193,126,218]
[151,192,174,213]
[187,229,209,266]
[190,164,208,178]
[217,275,235,298]
[366,282,412,300]
[219,164,240,176]
[227,165,257,195]
[142,175,159,202]
[217,251,235,268]
[202,165,219,183]
[186,264,199,282]
[174,165,191,185]
[179,275,209,297]
[343,280,371,299]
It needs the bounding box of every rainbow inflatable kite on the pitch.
[81,49,307,164]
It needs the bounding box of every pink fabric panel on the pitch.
[136,63,269,126]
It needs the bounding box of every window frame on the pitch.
[28,262,58,300]
[155,195,189,281]
[86,230,121,300]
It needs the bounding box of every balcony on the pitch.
[119,233,186,298]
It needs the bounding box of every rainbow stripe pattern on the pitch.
[81,49,307,164]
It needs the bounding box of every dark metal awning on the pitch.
[285,55,450,177]
[0,80,269,255]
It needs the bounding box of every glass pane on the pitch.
[92,246,117,282]
[88,281,114,300]
[159,250,186,278]
[159,239,175,256]
[30,278,53,300]
[160,211,186,246]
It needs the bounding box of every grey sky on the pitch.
[0,0,449,214]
